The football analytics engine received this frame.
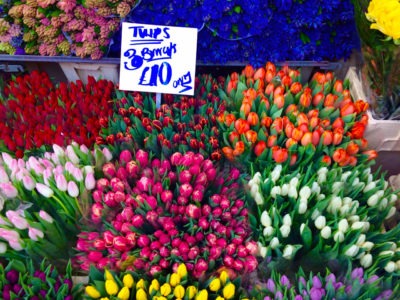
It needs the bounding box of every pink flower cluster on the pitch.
[74,149,258,278]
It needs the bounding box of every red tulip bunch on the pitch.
[74,149,257,278]
[97,74,226,160]
[0,71,114,158]
[218,62,375,170]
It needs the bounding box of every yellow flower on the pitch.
[222,283,235,299]
[104,269,114,281]
[154,297,167,300]
[117,286,130,300]
[122,273,134,288]
[169,273,181,287]
[216,297,224,300]
[366,0,400,40]
[160,283,172,296]
[219,271,229,285]
[105,279,119,296]
[177,263,188,278]
[136,288,147,300]
[149,279,160,294]
[195,289,208,300]
[209,278,221,292]
[187,285,197,299]
[174,285,185,299]
[100,298,109,300]
[85,286,101,298]
[136,278,146,290]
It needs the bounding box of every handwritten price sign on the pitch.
[119,22,198,95]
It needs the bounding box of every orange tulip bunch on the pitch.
[218,62,376,169]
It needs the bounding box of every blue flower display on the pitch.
[111,0,360,65]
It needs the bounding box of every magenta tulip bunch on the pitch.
[74,149,258,278]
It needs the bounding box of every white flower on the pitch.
[321,226,331,239]
[248,179,254,188]
[332,182,344,195]
[379,198,388,210]
[299,186,311,201]
[360,253,373,268]
[363,181,376,193]
[281,183,289,196]
[344,245,359,257]
[367,173,373,184]
[311,182,320,194]
[254,192,264,205]
[328,196,342,213]
[66,145,80,164]
[0,242,6,254]
[311,209,321,220]
[253,172,262,184]
[376,190,384,198]
[288,185,298,199]
[271,165,282,183]
[356,234,366,245]
[261,211,272,227]
[270,237,280,249]
[339,204,351,216]
[298,201,307,214]
[361,241,374,251]
[341,171,351,182]
[333,231,345,243]
[263,226,275,237]
[384,261,397,273]
[367,194,379,207]
[385,207,397,220]
[384,181,388,189]
[280,224,291,238]
[52,144,65,158]
[390,194,398,204]
[338,219,349,232]
[250,184,259,197]
[258,245,268,258]
[351,222,366,231]
[300,223,305,234]
[36,183,54,198]
[317,194,326,201]
[314,215,326,229]
[352,177,360,186]
[317,167,328,176]
[380,250,395,257]
[342,197,352,205]
[318,173,327,184]
[283,214,292,226]
[282,245,295,259]
[347,215,360,223]
[271,186,281,199]
[289,177,299,187]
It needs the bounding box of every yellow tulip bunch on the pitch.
[366,0,400,42]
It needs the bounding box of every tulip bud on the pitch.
[67,181,79,197]
[28,227,44,241]
[0,241,6,253]
[85,286,101,298]
[263,226,274,237]
[177,263,187,278]
[260,211,271,227]
[85,172,96,190]
[196,289,208,300]
[321,226,331,239]
[385,207,396,220]
[160,283,172,296]
[271,186,281,198]
[254,192,264,205]
[36,183,54,198]
[174,285,185,299]
[270,237,280,249]
[117,286,130,300]
[384,261,397,273]
[222,283,235,299]
[333,231,345,243]
[314,216,326,230]
[283,214,292,226]
[136,288,147,300]
[280,224,291,238]
[66,145,80,164]
[344,245,359,257]
[360,253,373,268]
[0,182,18,198]
[209,278,221,292]
[187,285,197,299]
[169,273,180,287]
[22,175,36,191]
[282,244,295,259]
[299,186,311,201]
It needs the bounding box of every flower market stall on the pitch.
[1,1,400,300]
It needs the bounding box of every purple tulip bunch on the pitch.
[74,149,258,278]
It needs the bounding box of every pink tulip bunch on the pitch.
[74,149,258,278]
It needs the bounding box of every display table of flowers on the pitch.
[1,61,399,299]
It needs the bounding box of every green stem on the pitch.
[51,195,71,216]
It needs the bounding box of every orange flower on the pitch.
[350,122,366,139]
[296,113,309,126]
[332,117,344,130]
[261,116,273,128]
[346,141,359,155]
[360,114,368,126]
[348,156,357,166]
[225,113,236,127]
[307,109,319,119]
[332,131,343,145]
[254,67,266,80]
[321,130,333,145]
[333,80,343,93]
[226,80,238,95]
[247,112,259,127]
[286,138,298,148]
[254,140,267,156]
[271,118,284,134]
[229,131,240,145]
[325,72,334,82]
[362,150,378,161]
[312,92,324,106]
[312,72,326,85]
[309,117,320,129]
[243,88,257,102]
[360,138,368,150]
[292,127,304,141]
[222,147,234,161]
[284,122,295,138]
[299,92,312,108]
[290,153,298,166]
[235,118,250,134]
[340,103,355,117]
[320,119,330,129]
[245,130,258,144]
[242,65,255,78]
[230,72,239,81]
[301,132,313,146]
[267,135,277,147]
[233,141,245,156]
[290,82,302,95]
[312,131,320,146]
[265,82,275,95]
[272,147,289,163]
[274,85,285,97]
[354,100,369,113]
[260,97,270,110]
[324,93,338,107]
[321,155,332,166]
[298,123,309,134]
[274,94,285,109]
[265,70,274,83]
[286,104,298,115]
[333,148,350,166]
[265,61,276,74]
[240,102,252,117]
[281,75,292,86]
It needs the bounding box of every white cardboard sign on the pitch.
[119,22,198,95]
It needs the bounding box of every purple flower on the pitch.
[275,291,283,300]
[295,296,303,300]
[310,287,325,300]
[351,267,364,280]
[367,275,379,284]
[312,276,322,289]
[334,282,344,290]
[6,270,19,284]
[345,285,352,294]
[264,297,272,300]
[325,273,336,288]
[299,276,307,287]
[280,275,291,288]
[267,278,276,293]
